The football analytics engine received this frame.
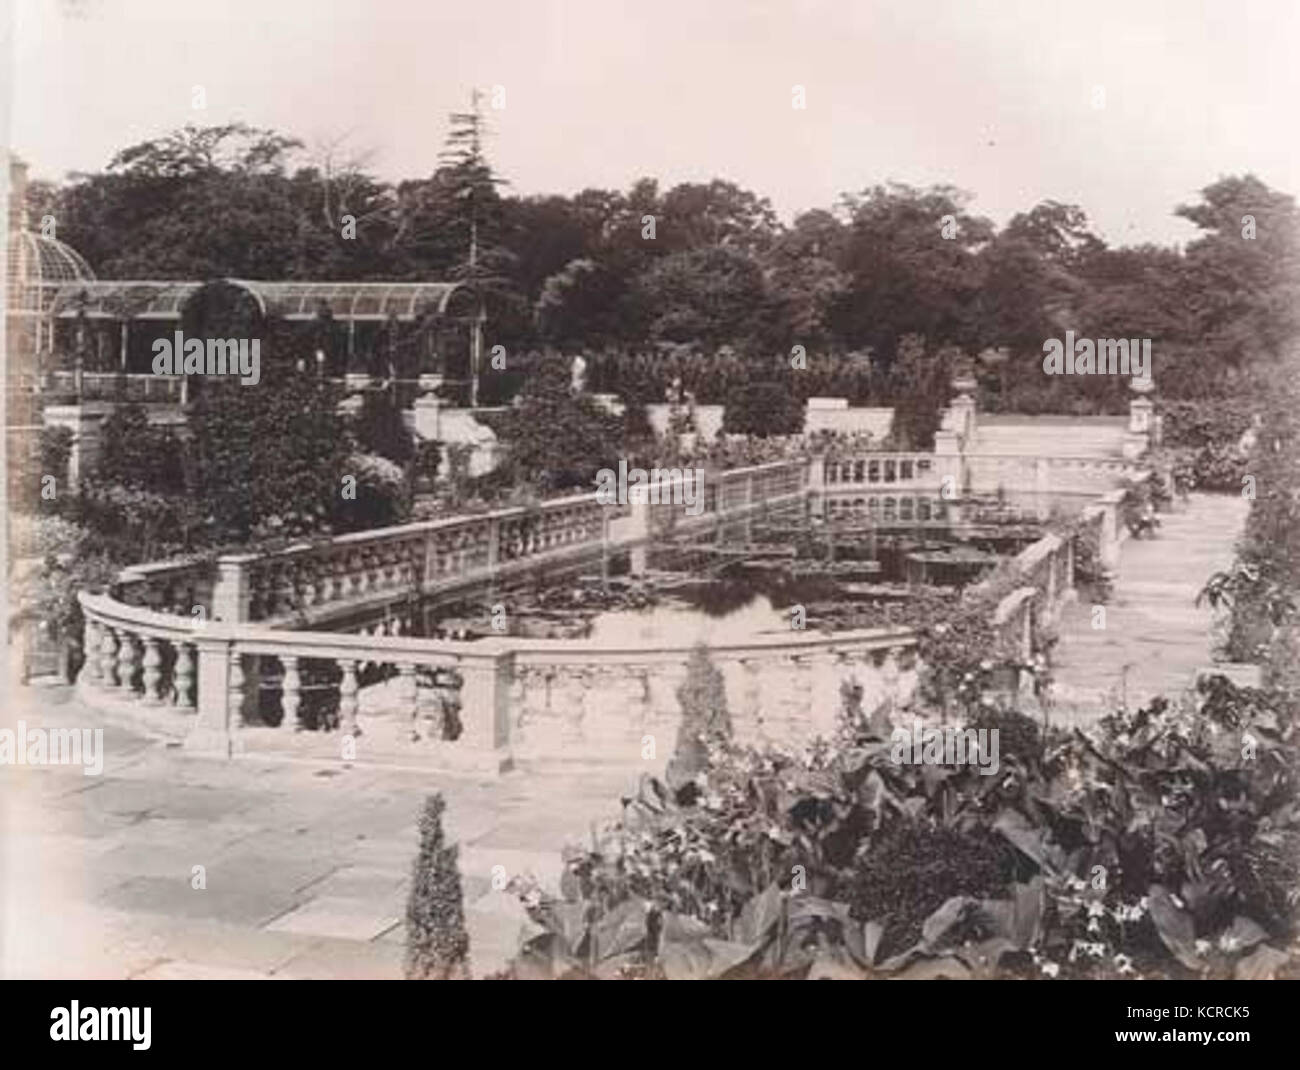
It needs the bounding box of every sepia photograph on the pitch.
[2,0,1298,1045]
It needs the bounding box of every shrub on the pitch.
[335,452,410,532]
[722,381,804,438]
[501,669,1299,979]
[6,425,73,506]
[405,794,470,979]
[665,644,731,797]
[350,389,415,465]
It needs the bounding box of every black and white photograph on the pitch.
[2,0,1298,1040]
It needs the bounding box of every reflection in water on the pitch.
[586,568,849,645]
[587,593,788,645]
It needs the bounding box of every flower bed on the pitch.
[492,669,1298,980]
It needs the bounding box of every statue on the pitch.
[570,354,588,394]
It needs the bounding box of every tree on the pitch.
[493,359,623,493]
[831,183,993,367]
[635,246,771,349]
[1175,176,1300,372]
[405,794,470,979]
[536,258,628,347]
[763,210,851,350]
[188,366,350,544]
[57,124,307,280]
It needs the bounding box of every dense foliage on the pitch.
[501,671,1298,980]
[40,124,1299,414]
[1198,357,1300,686]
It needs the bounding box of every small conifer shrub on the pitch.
[665,643,731,798]
[404,793,470,979]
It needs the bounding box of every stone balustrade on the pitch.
[72,447,1143,773]
[821,452,940,490]
[962,452,1148,498]
[106,491,624,631]
[823,491,952,527]
[77,587,917,773]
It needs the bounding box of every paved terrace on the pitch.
[1,679,638,979]
[1050,492,1250,722]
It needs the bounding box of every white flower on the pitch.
[1113,953,1135,975]
[1087,900,1106,918]
[979,660,993,671]
[1194,939,1211,956]
[1040,960,1060,978]
[1218,934,1241,953]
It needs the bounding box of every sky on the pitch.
[4,0,1298,247]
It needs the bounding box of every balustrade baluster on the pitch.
[229,651,247,724]
[99,625,119,687]
[281,656,302,730]
[174,642,196,709]
[116,631,139,693]
[84,620,103,686]
[398,662,419,740]
[338,659,360,737]
[141,637,164,704]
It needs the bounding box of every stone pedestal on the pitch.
[41,402,115,485]
[412,394,443,441]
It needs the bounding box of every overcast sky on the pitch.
[5,0,1298,246]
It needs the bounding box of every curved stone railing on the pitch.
[77,585,919,773]
[73,452,1135,773]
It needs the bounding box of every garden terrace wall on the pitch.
[77,588,919,775]
[73,455,1135,774]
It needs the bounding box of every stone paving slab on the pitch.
[266,896,401,942]
[1,680,645,979]
[1052,492,1248,718]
